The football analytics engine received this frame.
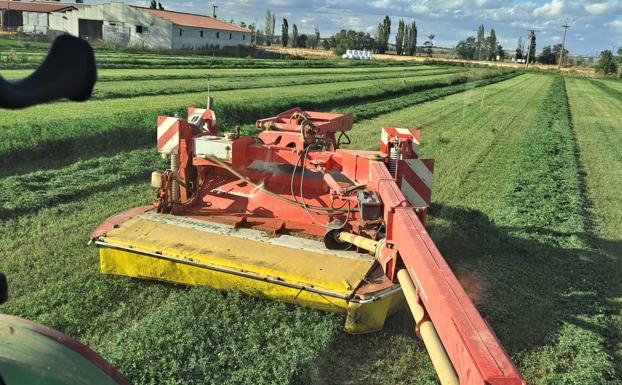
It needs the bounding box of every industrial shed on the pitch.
[0,1,75,34]
[51,2,250,49]
[2,1,250,50]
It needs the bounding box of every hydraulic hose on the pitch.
[397,269,459,385]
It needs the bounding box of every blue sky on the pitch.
[124,0,621,56]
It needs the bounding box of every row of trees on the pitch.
[395,19,418,56]
[537,44,568,65]
[253,11,320,48]
[243,12,428,56]
[321,16,424,56]
[455,25,504,61]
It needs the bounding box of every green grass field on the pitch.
[1,42,620,385]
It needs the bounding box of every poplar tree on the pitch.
[405,20,417,56]
[375,16,391,54]
[314,28,320,49]
[281,18,288,47]
[264,11,275,45]
[292,24,299,48]
[476,24,485,60]
[487,28,497,61]
[528,33,536,63]
[395,19,405,55]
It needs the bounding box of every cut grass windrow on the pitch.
[0,148,163,218]
[0,69,508,174]
[0,47,417,70]
[506,76,618,385]
[0,64,451,81]
[590,79,622,101]
[0,71,515,218]
[565,77,622,379]
[88,67,464,100]
[310,74,621,385]
[336,71,518,122]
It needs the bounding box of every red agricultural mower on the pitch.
[91,99,526,385]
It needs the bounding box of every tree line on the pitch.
[238,11,321,49]
[455,25,504,61]
[238,12,426,57]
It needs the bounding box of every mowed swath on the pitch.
[87,67,464,99]
[0,62,499,385]
[0,70,515,217]
[2,69,509,177]
[0,69,472,127]
[566,77,622,375]
[306,73,562,384]
[3,46,620,385]
[0,64,522,385]
[0,64,453,81]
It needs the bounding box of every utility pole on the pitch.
[558,18,571,69]
[525,30,535,69]
[212,4,218,18]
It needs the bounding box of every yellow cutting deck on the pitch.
[95,212,403,333]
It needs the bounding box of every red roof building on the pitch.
[2,2,251,50]
[141,8,249,33]
[0,1,75,13]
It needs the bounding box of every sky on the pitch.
[122,0,621,56]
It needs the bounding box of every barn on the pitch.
[1,1,250,50]
[0,1,75,34]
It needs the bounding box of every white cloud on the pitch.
[585,2,622,15]
[371,0,392,9]
[533,0,565,16]
[607,19,622,29]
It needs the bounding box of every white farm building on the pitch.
[0,1,250,50]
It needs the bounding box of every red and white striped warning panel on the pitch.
[381,127,420,155]
[398,158,434,208]
[157,116,181,154]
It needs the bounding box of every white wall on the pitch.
[172,26,250,49]
[50,3,173,49]
[47,3,250,50]
[23,12,48,34]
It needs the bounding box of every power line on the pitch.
[558,18,572,69]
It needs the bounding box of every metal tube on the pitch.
[397,269,459,385]
[338,232,378,253]
[170,153,180,205]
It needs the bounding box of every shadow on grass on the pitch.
[311,203,622,385]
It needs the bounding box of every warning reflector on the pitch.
[398,158,434,208]
[156,116,180,154]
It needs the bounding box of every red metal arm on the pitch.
[369,162,525,385]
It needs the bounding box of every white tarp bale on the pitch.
[342,49,374,60]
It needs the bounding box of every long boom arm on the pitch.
[369,161,525,385]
